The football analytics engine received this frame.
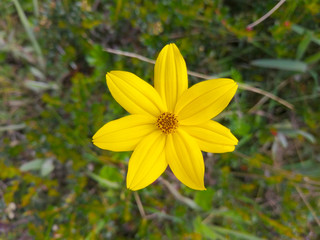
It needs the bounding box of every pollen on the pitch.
[156,112,179,134]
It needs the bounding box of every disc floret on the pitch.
[156,112,179,134]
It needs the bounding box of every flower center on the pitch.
[156,112,179,134]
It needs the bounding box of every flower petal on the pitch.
[127,130,167,191]
[107,71,167,117]
[92,115,156,152]
[166,129,205,190]
[175,78,237,125]
[154,43,188,112]
[181,120,238,153]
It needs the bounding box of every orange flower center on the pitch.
[156,112,179,134]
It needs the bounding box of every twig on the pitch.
[133,192,146,218]
[0,123,26,132]
[295,185,320,227]
[249,79,291,113]
[238,83,293,110]
[103,47,294,110]
[105,48,219,79]
[247,0,287,29]
[303,177,320,186]
[133,192,159,220]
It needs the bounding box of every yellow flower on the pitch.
[93,43,238,191]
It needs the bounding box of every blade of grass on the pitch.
[251,59,307,72]
[207,224,266,240]
[32,0,39,17]
[84,220,105,240]
[12,0,44,69]
[305,51,320,64]
[291,24,320,46]
[296,32,312,60]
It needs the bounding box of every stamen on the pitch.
[156,112,179,134]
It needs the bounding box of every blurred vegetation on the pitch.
[1,0,320,239]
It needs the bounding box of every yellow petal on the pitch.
[181,120,238,153]
[127,130,167,191]
[154,43,188,112]
[92,115,156,151]
[166,129,205,190]
[107,71,167,117]
[175,78,237,125]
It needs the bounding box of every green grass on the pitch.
[1,0,320,239]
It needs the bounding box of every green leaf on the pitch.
[41,159,54,176]
[278,128,316,144]
[24,80,58,92]
[99,165,123,183]
[193,217,227,240]
[20,159,43,171]
[30,67,45,80]
[87,172,119,189]
[194,188,215,211]
[251,59,307,72]
[296,130,316,143]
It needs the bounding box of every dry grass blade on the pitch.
[246,0,287,29]
[295,185,320,227]
[102,47,294,110]
[133,192,146,218]
[159,178,200,210]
